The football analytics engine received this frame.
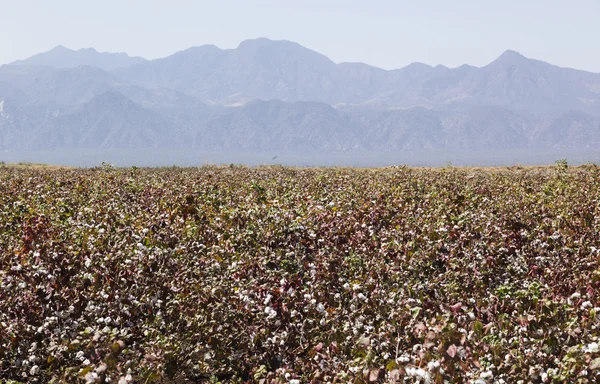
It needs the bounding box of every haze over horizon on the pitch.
[2,0,600,72]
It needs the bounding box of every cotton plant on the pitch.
[1,165,600,382]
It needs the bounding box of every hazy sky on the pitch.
[2,0,599,71]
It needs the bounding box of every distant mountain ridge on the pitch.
[110,39,600,115]
[10,45,147,71]
[3,90,600,153]
[1,38,600,164]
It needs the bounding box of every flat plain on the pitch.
[1,164,600,383]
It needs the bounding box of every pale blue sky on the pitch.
[2,0,599,71]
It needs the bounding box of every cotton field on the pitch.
[1,164,600,383]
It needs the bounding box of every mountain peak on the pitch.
[404,62,434,70]
[52,45,72,52]
[177,44,222,55]
[235,38,334,66]
[396,62,435,76]
[240,37,272,43]
[236,38,307,53]
[490,50,529,65]
[78,47,99,53]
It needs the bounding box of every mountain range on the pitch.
[1,38,600,165]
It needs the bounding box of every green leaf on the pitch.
[411,307,421,319]
[386,360,398,371]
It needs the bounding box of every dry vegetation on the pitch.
[0,162,72,171]
[2,163,600,383]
